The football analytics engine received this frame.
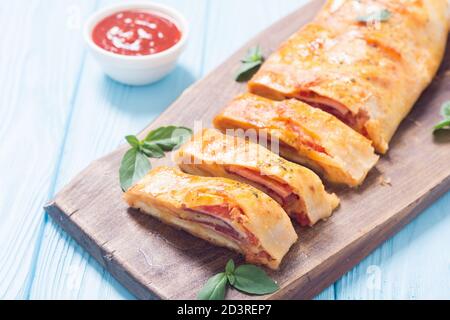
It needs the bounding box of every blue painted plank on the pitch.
[29,0,335,300]
[28,0,209,299]
[335,191,450,299]
[0,0,97,299]
[3,0,448,300]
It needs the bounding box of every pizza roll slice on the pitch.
[124,166,298,269]
[213,93,379,187]
[248,0,449,153]
[175,128,339,226]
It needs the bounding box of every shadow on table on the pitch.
[99,65,197,117]
[433,129,450,144]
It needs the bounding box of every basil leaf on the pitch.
[119,125,193,192]
[235,61,263,82]
[242,45,263,63]
[141,141,165,158]
[225,259,235,285]
[119,148,151,191]
[357,9,391,23]
[433,101,450,132]
[441,101,450,119]
[232,265,279,295]
[236,45,264,82]
[433,119,450,132]
[145,126,193,151]
[164,127,193,150]
[145,126,177,141]
[125,135,140,148]
[225,259,235,274]
[197,272,228,300]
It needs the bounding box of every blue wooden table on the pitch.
[1,0,449,300]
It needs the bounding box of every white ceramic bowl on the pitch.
[84,2,189,86]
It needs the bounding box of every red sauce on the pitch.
[92,10,182,56]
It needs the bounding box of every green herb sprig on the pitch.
[433,101,450,133]
[357,9,391,23]
[235,45,264,82]
[197,259,279,300]
[119,126,192,191]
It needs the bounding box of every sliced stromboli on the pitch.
[175,128,339,226]
[123,166,297,269]
[213,93,379,187]
[248,0,449,153]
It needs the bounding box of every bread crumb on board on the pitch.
[378,175,392,187]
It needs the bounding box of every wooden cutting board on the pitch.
[44,0,450,300]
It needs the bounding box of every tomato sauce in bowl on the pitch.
[92,10,182,56]
[84,2,188,85]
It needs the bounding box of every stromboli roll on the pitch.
[175,128,340,226]
[248,0,449,153]
[213,93,379,187]
[123,166,297,269]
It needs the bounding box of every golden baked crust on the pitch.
[175,128,339,226]
[214,93,379,187]
[248,0,449,153]
[123,166,297,269]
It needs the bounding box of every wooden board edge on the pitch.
[42,0,450,300]
[270,173,450,300]
[44,172,450,300]
[43,201,162,300]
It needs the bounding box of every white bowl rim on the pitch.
[83,1,189,61]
